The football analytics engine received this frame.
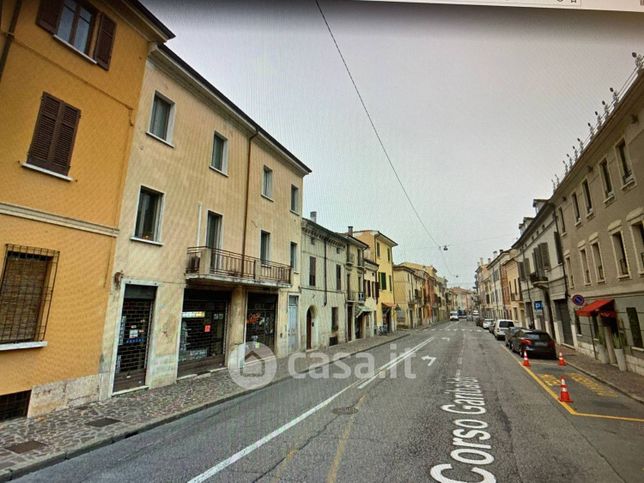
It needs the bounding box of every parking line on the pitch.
[503,348,644,424]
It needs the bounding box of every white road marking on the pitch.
[188,335,435,482]
[421,355,437,367]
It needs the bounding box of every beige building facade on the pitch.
[393,265,424,328]
[99,46,310,398]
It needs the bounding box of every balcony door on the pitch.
[207,212,222,271]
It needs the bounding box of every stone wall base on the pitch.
[28,373,105,417]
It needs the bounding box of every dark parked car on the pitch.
[504,327,522,347]
[510,330,557,359]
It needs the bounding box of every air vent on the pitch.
[0,390,30,421]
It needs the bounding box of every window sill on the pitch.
[585,211,594,220]
[209,166,229,177]
[597,279,606,284]
[22,162,73,181]
[561,231,567,238]
[290,209,301,216]
[574,219,582,227]
[0,341,48,351]
[130,236,163,246]
[146,131,175,148]
[621,176,636,191]
[261,194,274,202]
[603,193,615,206]
[53,35,98,65]
[617,273,631,280]
[632,346,644,353]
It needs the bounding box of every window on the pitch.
[581,180,592,214]
[206,212,222,249]
[134,187,163,241]
[558,208,566,233]
[0,245,59,344]
[0,390,31,422]
[389,275,392,290]
[572,193,581,223]
[311,236,316,246]
[616,140,633,183]
[262,166,273,198]
[379,272,387,290]
[630,221,644,274]
[554,231,563,265]
[591,242,604,282]
[599,160,613,197]
[260,231,271,264]
[290,185,299,213]
[36,0,116,69]
[290,242,298,271]
[336,265,342,290]
[331,307,338,332]
[627,308,643,349]
[149,93,173,141]
[611,231,629,277]
[575,313,581,336]
[580,248,591,285]
[565,256,574,288]
[376,242,381,258]
[387,247,391,262]
[309,257,316,287]
[27,93,80,176]
[211,132,228,173]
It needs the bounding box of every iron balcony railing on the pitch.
[347,290,365,302]
[529,271,548,284]
[186,246,291,285]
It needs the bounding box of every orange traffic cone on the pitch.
[522,350,531,367]
[558,352,566,366]
[559,377,573,403]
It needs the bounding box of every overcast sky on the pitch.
[146,0,644,286]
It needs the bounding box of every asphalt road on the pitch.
[19,319,644,482]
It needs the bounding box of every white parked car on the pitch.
[449,311,459,321]
[494,319,515,340]
[482,319,494,329]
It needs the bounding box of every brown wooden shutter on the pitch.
[28,93,80,176]
[93,13,116,70]
[539,243,551,270]
[36,0,63,34]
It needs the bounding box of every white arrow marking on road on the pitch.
[441,337,450,341]
[421,355,437,367]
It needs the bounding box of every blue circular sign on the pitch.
[572,294,585,306]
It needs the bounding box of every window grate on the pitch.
[0,245,59,344]
[0,390,31,421]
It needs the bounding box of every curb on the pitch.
[564,360,644,405]
[1,332,410,481]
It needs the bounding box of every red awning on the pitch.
[576,299,613,317]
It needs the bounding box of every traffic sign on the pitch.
[572,294,585,306]
[534,301,543,311]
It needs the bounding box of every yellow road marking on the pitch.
[326,395,367,483]
[271,449,299,483]
[503,348,644,424]
[567,373,617,397]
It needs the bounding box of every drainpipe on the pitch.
[241,130,259,266]
[0,0,21,84]
[323,238,328,306]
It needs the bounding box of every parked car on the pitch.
[449,311,459,321]
[482,319,493,330]
[475,317,484,327]
[504,326,522,347]
[493,319,515,340]
[488,320,497,333]
[510,330,557,359]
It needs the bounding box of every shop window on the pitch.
[627,308,643,349]
[0,245,59,344]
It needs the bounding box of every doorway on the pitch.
[288,295,299,354]
[113,285,156,393]
[306,307,313,350]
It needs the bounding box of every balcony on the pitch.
[186,247,291,287]
[529,271,548,285]
[347,290,365,302]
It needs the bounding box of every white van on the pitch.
[449,311,459,321]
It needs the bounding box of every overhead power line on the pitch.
[314,0,454,277]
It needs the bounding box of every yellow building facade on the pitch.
[353,230,398,332]
[0,0,171,417]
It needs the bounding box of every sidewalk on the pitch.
[558,345,644,404]
[0,332,409,481]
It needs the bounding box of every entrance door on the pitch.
[346,305,353,342]
[178,289,228,377]
[113,285,156,393]
[306,308,313,350]
[287,295,299,353]
[555,300,573,345]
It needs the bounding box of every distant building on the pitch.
[393,265,425,328]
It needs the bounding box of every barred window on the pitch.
[0,245,59,344]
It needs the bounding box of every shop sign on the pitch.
[182,311,206,318]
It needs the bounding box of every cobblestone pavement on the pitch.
[0,331,411,480]
[558,344,644,404]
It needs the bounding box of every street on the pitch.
[17,319,644,482]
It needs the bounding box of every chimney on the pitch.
[348,226,353,236]
[310,211,317,223]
